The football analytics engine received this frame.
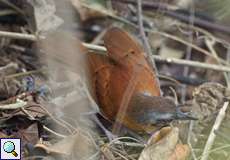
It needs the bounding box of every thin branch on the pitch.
[181,2,194,102]
[187,121,198,160]
[83,43,107,52]
[136,0,158,73]
[136,0,161,95]
[80,1,229,65]
[92,0,229,65]
[205,38,230,87]
[153,55,230,73]
[0,27,228,68]
[0,28,228,66]
[0,99,27,110]
[21,107,67,138]
[148,29,229,65]
[0,30,37,41]
[5,69,46,79]
[118,0,230,35]
[28,103,75,134]
[201,101,229,160]
[176,23,230,48]
[83,43,230,73]
[0,9,17,16]
[42,126,67,138]
[0,0,25,15]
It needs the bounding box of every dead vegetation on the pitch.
[0,0,229,160]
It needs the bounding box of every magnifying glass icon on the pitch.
[3,141,18,157]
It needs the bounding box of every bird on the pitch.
[88,27,196,133]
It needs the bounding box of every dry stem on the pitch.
[201,101,229,160]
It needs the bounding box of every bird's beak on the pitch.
[176,107,198,120]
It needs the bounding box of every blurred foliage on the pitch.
[84,0,107,6]
[198,0,230,21]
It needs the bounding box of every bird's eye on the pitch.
[130,50,135,55]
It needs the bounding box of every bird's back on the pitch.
[88,27,161,131]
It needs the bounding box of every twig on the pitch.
[136,0,161,97]
[118,0,230,35]
[42,126,67,138]
[157,74,181,85]
[201,101,229,160]
[5,69,46,79]
[205,38,230,87]
[153,55,230,73]
[83,43,107,52]
[136,0,158,73]
[0,30,37,41]
[83,43,230,73]
[169,87,178,105]
[0,99,27,110]
[0,62,18,73]
[0,27,228,66]
[21,107,67,138]
[28,103,75,133]
[113,141,144,147]
[108,136,143,147]
[0,9,17,16]
[0,1,225,67]
[0,0,25,15]
[187,121,198,160]
[148,29,229,65]
[176,23,230,48]
[110,149,129,160]
[80,1,229,64]
[92,27,109,44]
[181,2,194,102]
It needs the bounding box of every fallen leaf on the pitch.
[139,127,178,160]
[18,123,39,145]
[169,144,190,160]
[35,131,97,159]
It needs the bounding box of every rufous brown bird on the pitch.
[88,27,196,133]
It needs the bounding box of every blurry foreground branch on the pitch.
[0,30,229,73]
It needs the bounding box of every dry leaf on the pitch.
[139,127,178,160]
[169,144,190,160]
[35,132,97,158]
[18,123,39,145]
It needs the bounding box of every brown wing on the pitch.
[87,53,119,120]
[103,27,161,98]
[103,27,144,65]
[103,27,161,131]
